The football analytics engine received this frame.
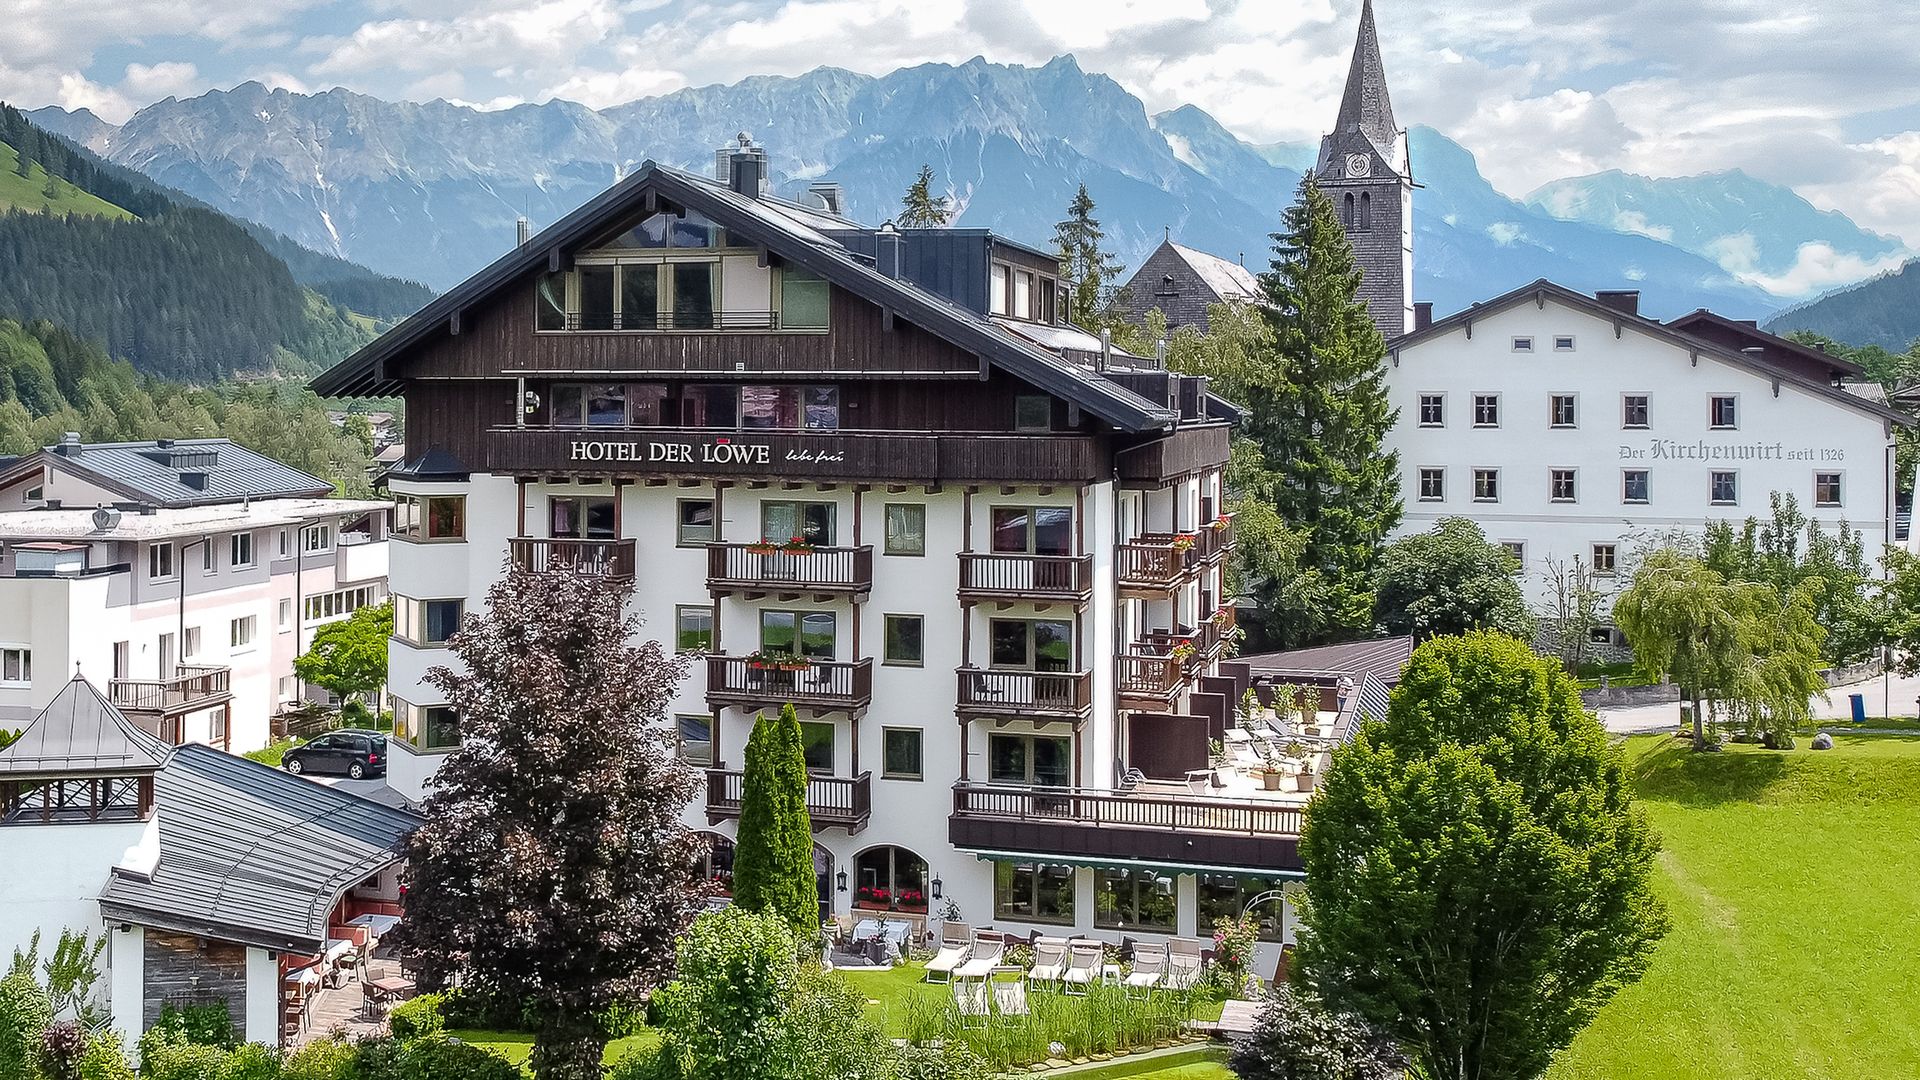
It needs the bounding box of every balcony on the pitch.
[1117,537,1200,597]
[949,781,1303,872]
[705,767,872,832]
[705,655,874,714]
[1198,514,1236,563]
[707,543,873,599]
[508,537,636,579]
[957,553,1093,604]
[555,310,786,332]
[1117,650,1188,709]
[955,668,1094,722]
[108,664,232,720]
[335,535,388,584]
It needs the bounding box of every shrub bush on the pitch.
[279,1037,357,1080]
[216,1043,284,1080]
[399,1037,521,1080]
[136,1027,228,1080]
[75,1032,135,1080]
[0,970,54,1080]
[39,1019,88,1080]
[386,993,446,1042]
[151,1002,239,1049]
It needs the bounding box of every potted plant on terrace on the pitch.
[1169,641,1199,668]
[1295,754,1318,793]
[745,650,812,672]
[746,538,781,556]
[855,885,891,910]
[1210,606,1235,630]
[1259,746,1287,791]
[1170,533,1198,553]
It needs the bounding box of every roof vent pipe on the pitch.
[1099,327,1113,372]
[55,432,80,457]
[516,217,532,247]
[876,221,902,280]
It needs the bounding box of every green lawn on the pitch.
[0,142,135,219]
[1546,735,1920,1080]
[447,1029,658,1067]
[841,961,1227,1038]
[1057,1046,1232,1079]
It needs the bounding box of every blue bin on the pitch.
[1850,693,1867,724]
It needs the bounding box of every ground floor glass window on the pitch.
[1094,867,1177,932]
[1195,873,1287,942]
[994,860,1075,924]
[854,846,928,912]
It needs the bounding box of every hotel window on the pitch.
[990,618,1072,673]
[762,500,835,546]
[1473,394,1500,427]
[397,701,462,752]
[0,647,29,687]
[302,524,333,553]
[856,846,929,912]
[1418,393,1445,426]
[676,715,713,766]
[1623,394,1649,428]
[1014,395,1053,432]
[675,606,714,653]
[1710,395,1738,429]
[677,499,716,546]
[1815,472,1843,507]
[230,532,254,567]
[991,506,1072,556]
[1550,394,1577,428]
[994,859,1076,925]
[1550,469,1577,503]
[1554,335,1576,351]
[1623,469,1650,504]
[989,732,1072,786]
[760,610,836,661]
[398,598,465,646]
[990,263,1010,316]
[1711,471,1738,505]
[882,727,923,780]
[392,494,466,540]
[1095,867,1177,932]
[577,265,617,329]
[742,385,839,430]
[1196,874,1287,942]
[551,383,631,427]
[550,494,616,539]
[148,542,174,581]
[1511,336,1534,352]
[1592,543,1618,575]
[1473,468,1500,502]
[670,262,718,330]
[202,543,215,572]
[681,384,739,429]
[1418,468,1445,501]
[798,721,834,773]
[884,504,926,556]
[536,270,566,330]
[883,614,923,667]
[183,627,201,659]
[778,267,829,330]
[1501,541,1525,565]
[229,615,257,650]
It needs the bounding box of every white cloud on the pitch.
[1704,235,1908,297]
[122,62,203,102]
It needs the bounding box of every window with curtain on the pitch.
[550,496,616,539]
[781,268,829,329]
[885,504,925,555]
[761,501,835,545]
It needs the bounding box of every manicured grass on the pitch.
[1546,735,1920,1080]
[842,961,1227,1037]
[1060,1046,1231,1079]
[1802,716,1920,734]
[0,142,135,219]
[242,737,302,767]
[446,1029,658,1067]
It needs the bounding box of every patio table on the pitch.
[346,914,402,937]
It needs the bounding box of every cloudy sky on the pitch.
[6,0,1920,246]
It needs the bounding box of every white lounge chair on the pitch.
[1061,939,1104,995]
[1123,942,1167,997]
[923,922,971,983]
[1028,936,1071,990]
[1165,937,1205,992]
[955,932,1005,979]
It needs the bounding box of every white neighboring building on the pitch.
[0,436,390,752]
[1385,281,1913,628]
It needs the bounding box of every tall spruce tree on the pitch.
[392,565,705,1080]
[1246,177,1401,643]
[1053,183,1125,330]
[730,703,818,938]
[897,164,953,227]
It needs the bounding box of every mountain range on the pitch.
[25,57,1908,329]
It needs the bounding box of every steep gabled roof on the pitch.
[0,438,333,508]
[312,165,1178,433]
[1390,279,1915,429]
[0,676,171,777]
[1167,243,1262,303]
[98,744,420,954]
[1334,0,1398,156]
[1666,309,1866,380]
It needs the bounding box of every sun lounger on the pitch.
[1061,939,1104,995]
[1028,936,1071,989]
[955,932,1005,979]
[924,922,971,983]
[1165,937,1205,991]
[1124,941,1167,996]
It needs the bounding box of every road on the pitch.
[1598,668,1920,735]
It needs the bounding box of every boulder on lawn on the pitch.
[1811,731,1834,750]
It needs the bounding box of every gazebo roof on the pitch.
[0,675,171,777]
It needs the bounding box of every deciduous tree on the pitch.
[293,601,392,708]
[392,565,705,1080]
[1297,632,1665,1080]
[1373,518,1530,641]
[730,704,818,938]
[1702,492,1882,666]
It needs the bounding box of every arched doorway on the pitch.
[851,845,929,914]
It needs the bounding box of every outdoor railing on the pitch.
[1117,538,1198,589]
[705,656,874,710]
[1198,514,1236,561]
[107,664,232,715]
[707,543,873,594]
[955,668,1093,718]
[706,768,872,829]
[559,310,786,332]
[1117,652,1186,702]
[957,553,1093,601]
[950,781,1303,837]
[508,537,636,579]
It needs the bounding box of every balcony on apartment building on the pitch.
[707,542,874,599]
[1115,609,1236,710]
[948,779,1303,871]
[705,654,874,713]
[108,664,233,744]
[956,553,1094,604]
[705,766,872,832]
[507,537,637,578]
[334,532,389,584]
[954,667,1094,722]
[1116,514,1235,598]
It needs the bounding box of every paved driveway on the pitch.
[1597,669,1920,735]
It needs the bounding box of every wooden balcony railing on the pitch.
[1198,514,1236,561]
[705,655,874,712]
[948,781,1304,871]
[1117,538,1199,592]
[706,767,872,832]
[955,668,1093,720]
[1117,651,1186,704]
[707,543,873,596]
[957,553,1093,602]
[107,664,232,716]
[508,537,637,579]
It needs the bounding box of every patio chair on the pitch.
[923,922,971,983]
[1123,942,1167,997]
[1061,939,1104,995]
[1165,937,1205,992]
[955,932,1006,979]
[952,972,993,1029]
[1027,936,1071,990]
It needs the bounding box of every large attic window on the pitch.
[599,209,723,250]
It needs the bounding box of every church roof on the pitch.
[0,675,171,777]
[1318,0,1406,178]
[1167,243,1263,303]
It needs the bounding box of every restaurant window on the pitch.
[1623,470,1650,504]
[798,721,834,773]
[677,499,716,546]
[1418,394,1444,426]
[990,619,1072,673]
[883,614,923,667]
[671,262,717,330]
[742,385,838,430]
[682,384,738,429]
[761,501,835,546]
[780,268,830,330]
[1418,468,1445,501]
[1196,874,1286,942]
[1711,471,1738,505]
[991,506,1071,555]
[675,606,714,653]
[1095,867,1176,932]
[230,532,254,567]
[855,846,928,911]
[148,542,174,581]
[994,860,1075,924]
[677,714,713,766]
[760,609,836,661]
[1623,394,1650,428]
[884,504,926,556]
[550,384,630,427]
[988,733,1071,787]
[1815,472,1843,507]
[1014,395,1053,432]
[881,728,923,781]
[550,495,617,540]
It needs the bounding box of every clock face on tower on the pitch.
[1345,153,1372,178]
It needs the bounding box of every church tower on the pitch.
[1316,0,1414,339]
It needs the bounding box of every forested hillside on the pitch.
[0,104,431,381]
[1767,259,1920,351]
[0,317,377,495]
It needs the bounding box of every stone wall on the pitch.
[143,930,249,1039]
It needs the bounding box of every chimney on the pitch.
[55,432,80,457]
[805,181,846,216]
[1414,301,1433,331]
[1594,290,1641,317]
[516,217,532,246]
[876,221,902,279]
[1098,327,1113,372]
[724,132,766,199]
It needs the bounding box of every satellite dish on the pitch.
[91,507,121,531]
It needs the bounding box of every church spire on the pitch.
[1335,0,1398,155]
